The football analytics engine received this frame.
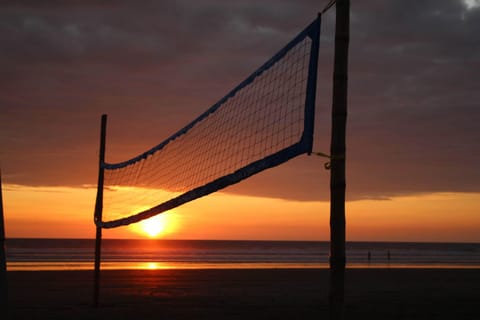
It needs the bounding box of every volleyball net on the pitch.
[95,16,321,229]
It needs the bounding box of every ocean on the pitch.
[5,239,480,271]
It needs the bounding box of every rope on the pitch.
[321,0,337,14]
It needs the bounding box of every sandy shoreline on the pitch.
[5,268,480,319]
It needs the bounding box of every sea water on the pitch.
[5,239,480,271]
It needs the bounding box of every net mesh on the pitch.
[98,18,320,228]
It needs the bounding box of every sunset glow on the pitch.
[1,3,478,318]
[1,1,479,245]
[2,184,480,242]
[130,214,171,238]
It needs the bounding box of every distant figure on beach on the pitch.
[367,251,371,263]
[387,250,391,262]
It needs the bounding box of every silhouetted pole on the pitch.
[93,114,107,308]
[0,169,7,310]
[329,0,349,319]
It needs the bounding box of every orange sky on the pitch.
[3,184,480,242]
[1,1,479,243]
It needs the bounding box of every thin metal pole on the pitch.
[0,169,8,310]
[93,114,107,308]
[329,0,349,319]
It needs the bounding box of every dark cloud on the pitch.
[0,0,479,201]
[341,0,480,199]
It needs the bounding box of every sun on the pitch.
[128,209,178,238]
[136,214,168,238]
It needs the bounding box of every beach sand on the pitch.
[5,268,480,319]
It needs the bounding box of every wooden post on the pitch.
[0,169,8,310]
[329,0,349,319]
[93,114,107,308]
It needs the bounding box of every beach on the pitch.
[6,268,480,319]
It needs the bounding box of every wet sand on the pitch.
[5,268,480,319]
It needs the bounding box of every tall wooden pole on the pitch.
[0,169,8,310]
[93,114,107,308]
[329,0,349,319]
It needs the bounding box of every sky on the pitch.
[1,0,479,241]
